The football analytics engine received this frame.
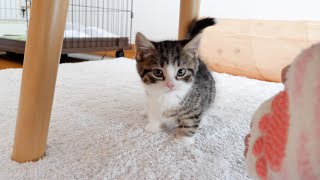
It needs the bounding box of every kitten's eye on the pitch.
[177,68,186,77]
[153,69,163,77]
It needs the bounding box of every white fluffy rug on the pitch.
[0,58,283,179]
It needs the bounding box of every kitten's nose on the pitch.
[166,81,174,90]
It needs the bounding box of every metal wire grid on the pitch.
[0,0,30,31]
[0,0,30,20]
[0,0,133,48]
[65,0,133,48]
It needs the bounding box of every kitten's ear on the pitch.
[183,34,202,54]
[135,32,155,61]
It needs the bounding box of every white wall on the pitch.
[200,0,320,21]
[131,0,320,42]
[1,0,320,41]
[131,0,180,42]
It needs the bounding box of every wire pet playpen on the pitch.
[0,0,133,57]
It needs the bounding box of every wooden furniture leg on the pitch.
[178,0,201,39]
[12,0,69,162]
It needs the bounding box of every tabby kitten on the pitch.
[135,18,216,144]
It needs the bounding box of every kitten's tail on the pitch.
[185,17,216,40]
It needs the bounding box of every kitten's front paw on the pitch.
[162,110,173,118]
[144,122,162,133]
[176,135,195,145]
[176,130,195,144]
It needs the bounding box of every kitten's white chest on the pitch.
[146,86,191,114]
[158,93,182,112]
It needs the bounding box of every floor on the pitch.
[0,49,136,70]
[0,58,284,179]
[0,52,23,69]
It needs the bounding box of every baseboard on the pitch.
[91,45,136,59]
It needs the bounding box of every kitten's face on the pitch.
[139,62,194,93]
[135,33,201,93]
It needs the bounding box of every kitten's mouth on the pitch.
[165,88,177,93]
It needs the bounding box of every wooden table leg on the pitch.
[12,0,69,163]
[178,0,201,40]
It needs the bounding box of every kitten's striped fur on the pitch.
[162,59,215,137]
[135,18,216,142]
